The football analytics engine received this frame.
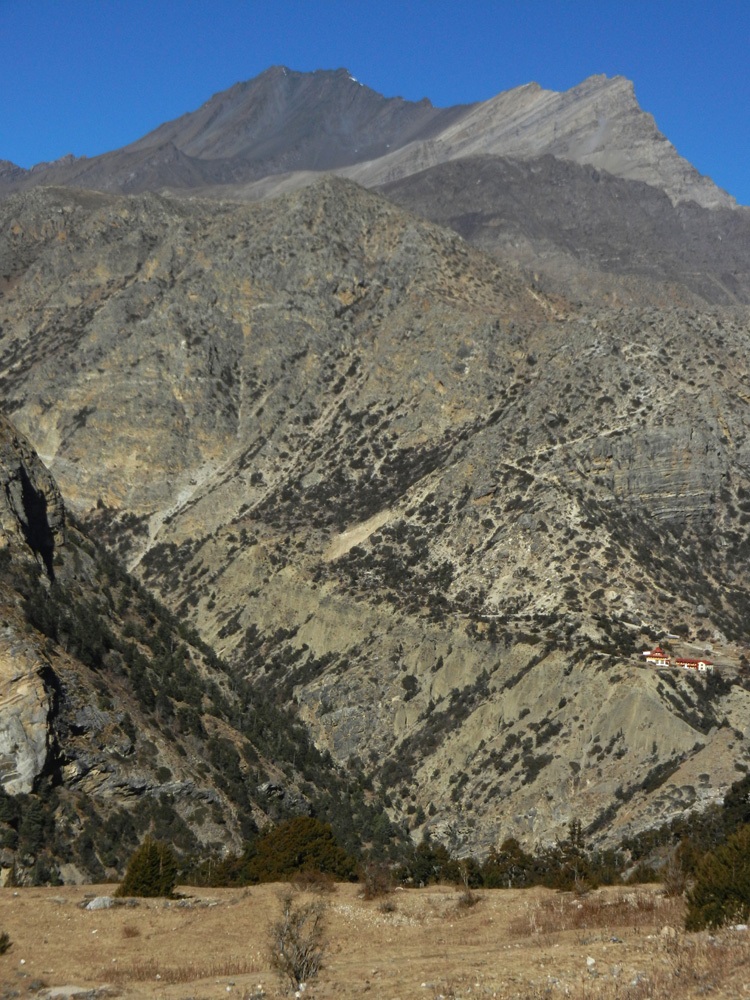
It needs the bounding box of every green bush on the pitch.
[686,824,750,930]
[116,838,178,898]
[243,816,355,883]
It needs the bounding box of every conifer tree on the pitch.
[685,824,750,930]
[116,837,177,898]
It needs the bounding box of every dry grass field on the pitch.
[2,882,750,1000]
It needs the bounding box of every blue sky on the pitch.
[2,0,749,204]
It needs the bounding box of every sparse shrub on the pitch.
[269,893,326,989]
[292,869,337,893]
[121,924,141,939]
[401,674,418,700]
[116,837,178,898]
[359,859,393,899]
[456,860,481,908]
[0,930,11,954]
[662,853,689,898]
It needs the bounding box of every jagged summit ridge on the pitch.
[344,73,735,209]
[0,68,735,210]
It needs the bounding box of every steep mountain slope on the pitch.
[379,154,750,307]
[344,74,734,210]
[0,412,398,884]
[2,179,750,857]
[0,69,733,214]
[125,66,471,167]
[0,67,471,198]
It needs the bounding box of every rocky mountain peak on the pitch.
[0,67,735,213]
[345,72,735,211]
[122,64,460,170]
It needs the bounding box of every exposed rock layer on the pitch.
[2,180,750,855]
[0,414,386,883]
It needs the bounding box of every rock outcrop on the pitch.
[0,627,51,794]
[0,413,395,883]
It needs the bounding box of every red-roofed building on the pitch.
[674,657,714,673]
[642,647,671,667]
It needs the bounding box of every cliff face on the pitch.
[0,413,64,794]
[0,413,395,884]
[2,180,750,856]
[0,412,65,568]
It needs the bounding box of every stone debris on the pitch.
[84,896,115,911]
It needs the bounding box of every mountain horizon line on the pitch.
[1,65,738,213]
[8,66,636,170]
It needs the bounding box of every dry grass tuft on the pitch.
[378,897,398,914]
[106,955,261,984]
[455,887,481,910]
[291,869,338,893]
[121,923,141,939]
[508,889,684,937]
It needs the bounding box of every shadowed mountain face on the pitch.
[3,178,750,857]
[378,155,750,307]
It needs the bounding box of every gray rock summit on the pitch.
[0,69,735,211]
[124,66,471,169]
[344,74,735,210]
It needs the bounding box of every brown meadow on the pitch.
[2,883,750,999]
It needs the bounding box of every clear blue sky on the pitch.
[2,0,749,204]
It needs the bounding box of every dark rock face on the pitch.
[379,155,750,306]
[0,412,65,571]
[2,178,750,856]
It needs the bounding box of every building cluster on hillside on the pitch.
[641,647,715,673]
